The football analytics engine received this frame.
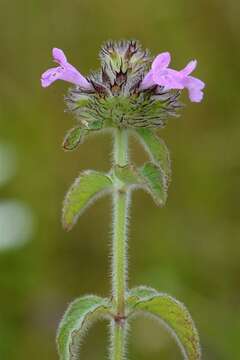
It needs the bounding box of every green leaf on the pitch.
[127,290,201,360]
[63,170,113,230]
[136,128,171,179]
[140,163,167,206]
[86,119,103,130]
[127,286,158,309]
[63,127,88,151]
[113,163,167,206]
[57,295,111,360]
[113,164,139,184]
[76,96,90,108]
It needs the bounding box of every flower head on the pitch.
[64,41,182,130]
[41,48,91,89]
[140,52,205,102]
[41,41,205,140]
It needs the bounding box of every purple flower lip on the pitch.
[41,48,92,89]
[140,52,205,102]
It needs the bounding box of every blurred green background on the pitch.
[0,0,239,358]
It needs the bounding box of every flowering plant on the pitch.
[41,40,204,360]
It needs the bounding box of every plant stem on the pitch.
[112,127,129,313]
[110,318,127,360]
[111,128,129,359]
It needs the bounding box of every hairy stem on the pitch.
[110,319,127,360]
[111,128,129,359]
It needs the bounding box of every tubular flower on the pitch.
[41,48,92,89]
[140,52,205,102]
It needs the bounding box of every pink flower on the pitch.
[140,52,205,102]
[41,48,92,89]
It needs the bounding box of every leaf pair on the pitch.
[63,127,171,180]
[62,128,171,230]
[62,162,167,230]
[57,287,201,360]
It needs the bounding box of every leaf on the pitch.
[140,163,167,206]
[113,164,139,184]
[113,163,167,206]
[136,128,171,179]
[86,119,103,130]
[57,295,111,360]
[127,286,158,309]
[63,127,88,151]
[127,289,201,360]
[63,170,113,230]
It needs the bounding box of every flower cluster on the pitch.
[41,41,205,130]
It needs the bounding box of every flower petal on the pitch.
[139,70,155,90]
[186,75,205,90]
[152,52,171,72]
[52,48,67,65]
[183,76,205,102]
[180,60,197,76]
[41,67,63,87]
[59,63,91,88]
[188,88,204,102]
[153,69,184,89]
[41,49,92,89]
